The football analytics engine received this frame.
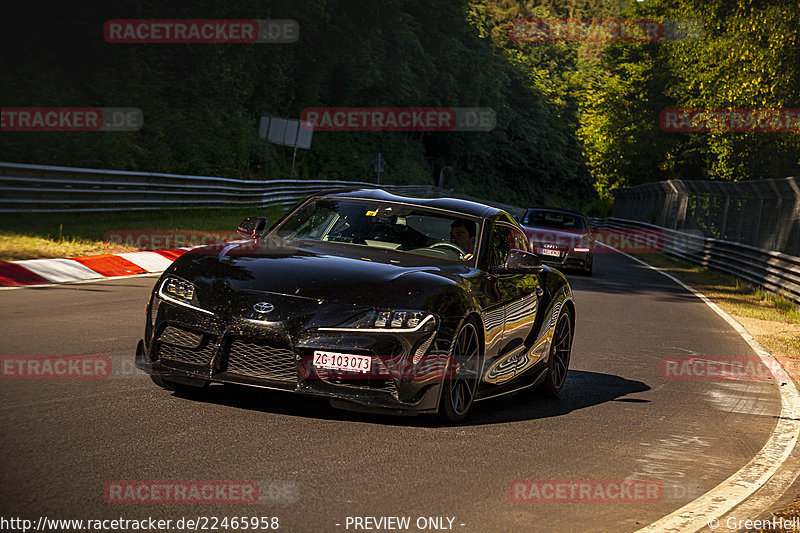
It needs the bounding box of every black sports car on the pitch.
[136,189,576,421]
[519,207,595,276]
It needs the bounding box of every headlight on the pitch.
[574,236,592,252]
[157,276,213,315]
[320,310,437,333]
[164,277,194,303]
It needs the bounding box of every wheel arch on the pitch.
[464,311,485,351]
[562,298,576,335]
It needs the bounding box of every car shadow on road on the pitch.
[168,369,650,427]
[463,369,650,426]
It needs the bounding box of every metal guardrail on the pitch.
[0,162,379,212]
[2,161,797,304]
[610,177,800,256]
[0,161,524,216]
[590,217,800,306]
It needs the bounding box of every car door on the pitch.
[481,221,542,384]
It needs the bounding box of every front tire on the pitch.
[439,318,482,422]
[540,307,573,397]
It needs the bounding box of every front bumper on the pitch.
[136,299,456,415]
[532,247,592,270]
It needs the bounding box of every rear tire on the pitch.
[540,307,573,397]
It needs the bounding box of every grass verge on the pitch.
[0,205,290,261]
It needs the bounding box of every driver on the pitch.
[450,220,476,254]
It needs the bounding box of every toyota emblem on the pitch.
[253,302,274,313]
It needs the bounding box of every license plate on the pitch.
[313,351,372,373]
[539,248,561,257]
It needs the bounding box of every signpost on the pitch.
[374,152,385,184]
[259,115,314,179]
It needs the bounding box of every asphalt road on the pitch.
[0,250,785,532]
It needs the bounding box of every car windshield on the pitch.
[522,210,585,230]
[273,198,479,262]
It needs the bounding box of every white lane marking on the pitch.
[116,251,175,272]
[600,245,800,533]
[12,258,104,282]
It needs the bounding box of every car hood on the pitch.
[164,239,474,313]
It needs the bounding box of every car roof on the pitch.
[317,188,502,219]
[523,206,586,218]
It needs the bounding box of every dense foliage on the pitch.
[0,1,589,208]
[1,1,797,210]
[580,0,800,198]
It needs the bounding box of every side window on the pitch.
[488,224,529,267]
[511,228,528,252]
[489,225,512,267]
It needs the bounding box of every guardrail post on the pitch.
[700,183,714,238]
[720,195,730,240]
[660,181,676,227]
[735,185,746,244]
[750,182,765,248]
[787,178,800,256]
[767,180,783,251]
[675,189,688,230]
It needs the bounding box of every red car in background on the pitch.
[518,207,594,276]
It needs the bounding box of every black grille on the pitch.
[375,378,397,396]
[159,326,202,348]
[158,341,215,367]
[318,357,398,396]
[225,340,297,383]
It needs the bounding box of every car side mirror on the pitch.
[237,217,267,240]
[503,249,542,273]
